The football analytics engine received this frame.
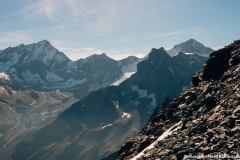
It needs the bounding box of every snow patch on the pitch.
[42,78,87,89]
[131,85,147,98]
[122,112,131,119]
[45,71,63,82]
[129,100,140,106]
[30,101,36,105]
[131,86,157,108]
[112,101,119,108]
[0,51,21,72]
[101,124,112,129]
[193,55,200,62]
[9,51,22,64]
[168,67,174,73]
[131,121,182,160]
[21,71,45,84]
[79,57,89,67]
[111,72,135,86]
[42,49,57,64]
[196,53,209,57]
[66,61,77,71]
[120,58,144,73]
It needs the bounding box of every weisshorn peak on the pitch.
[166,39,214,57]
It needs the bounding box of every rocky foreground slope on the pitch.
[114,40,240,160]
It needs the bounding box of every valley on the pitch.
[0,87,77,157]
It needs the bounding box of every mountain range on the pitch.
[0,40,144,99]
[7,47,209,160]
[0,39,215,159]
[0,39,214,99]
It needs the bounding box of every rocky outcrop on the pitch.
[194,40,240,84]
[116,40,240,160]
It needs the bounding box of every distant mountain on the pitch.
[0,39,212,99]
[0,40,142,99]
[166,39,214,57]
[10,47,208,160]
[116,40,240,159]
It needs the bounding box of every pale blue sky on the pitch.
[0,0,239,60]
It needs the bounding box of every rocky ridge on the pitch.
[115,40,240,160]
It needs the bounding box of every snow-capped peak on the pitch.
[15,40,68,65]
[166,39,214,57]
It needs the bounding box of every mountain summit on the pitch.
[166,39,214,57]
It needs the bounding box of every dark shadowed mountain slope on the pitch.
[116,40,240,160]
[10,47,208,160]
[166,39,214,57]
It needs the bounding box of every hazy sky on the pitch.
[0,0,239,60]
